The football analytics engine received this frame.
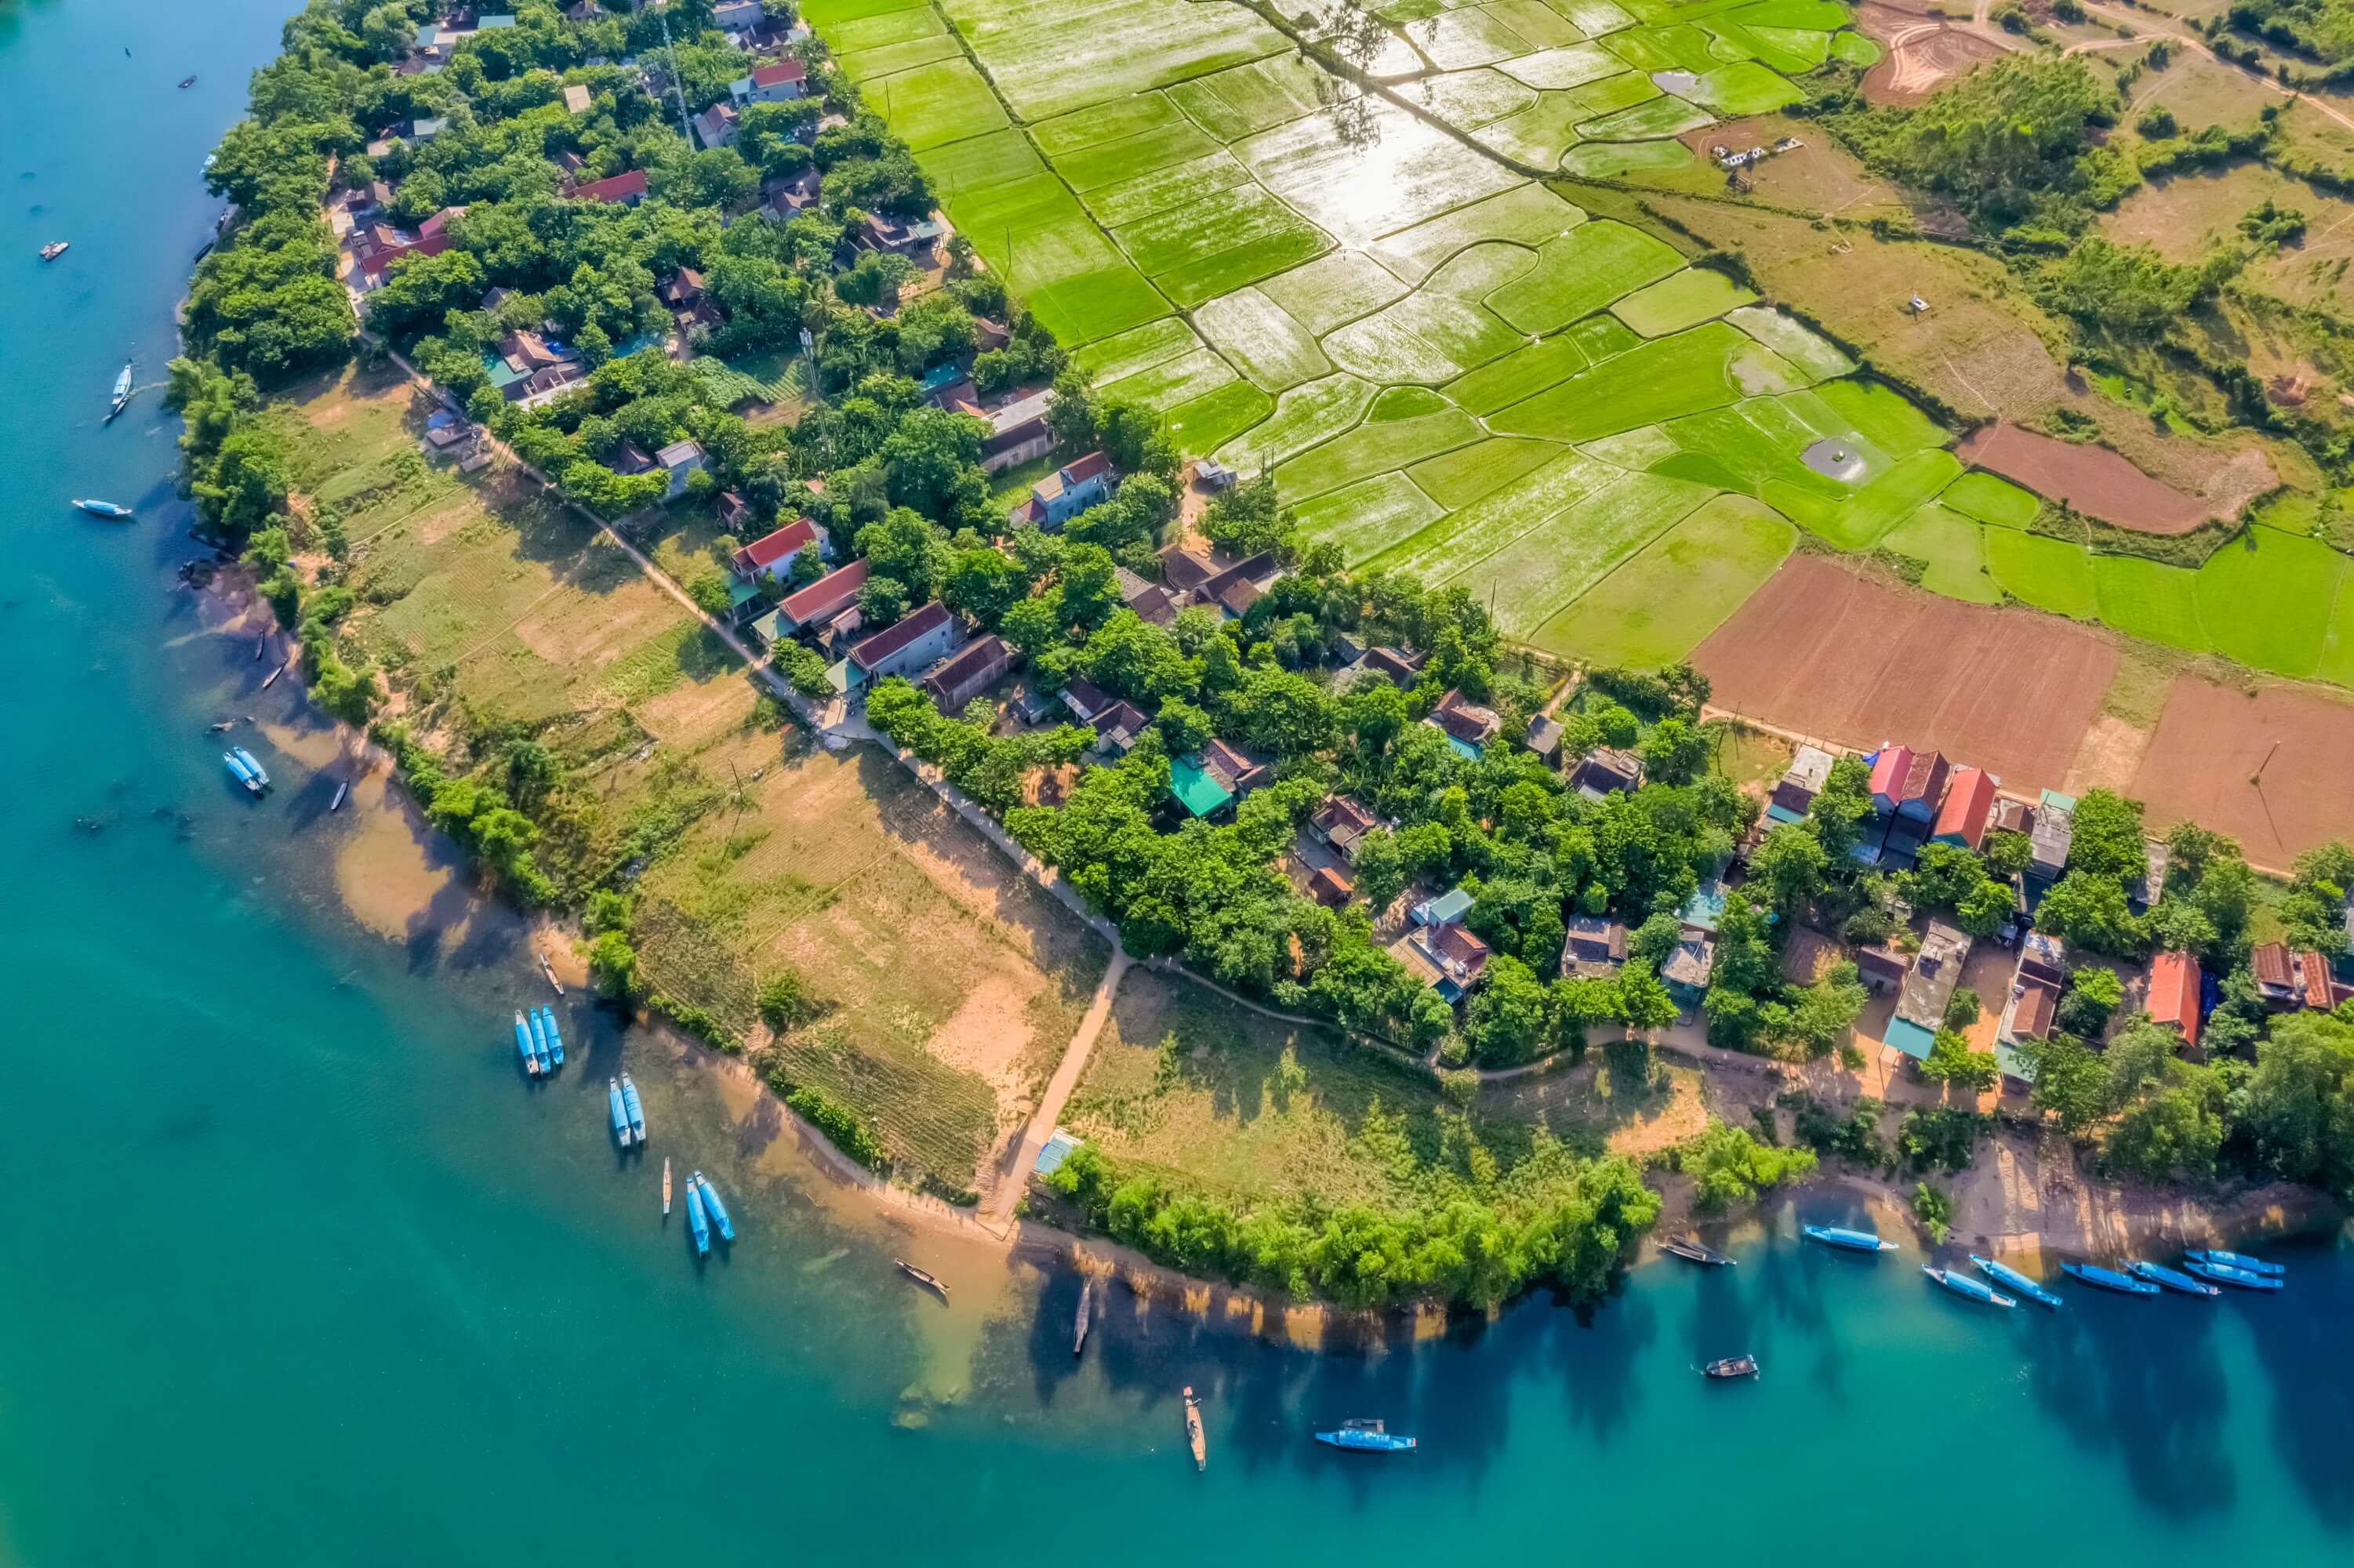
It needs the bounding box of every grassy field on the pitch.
[1528,492,1796,662]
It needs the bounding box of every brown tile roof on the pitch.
[1157,545,1215,593]
[1426,920,1490,979]
[1309,866,1353,907]
[2300,949,2337,1011]
[2011,979,2058,1040]
[750,60,805,86]
[2252,942,2295,993]
[1779,927,1841,985]
[572,168,648,203]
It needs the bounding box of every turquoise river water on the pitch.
[3,3,2351,1563]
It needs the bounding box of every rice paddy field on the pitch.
[802,0,2354,684]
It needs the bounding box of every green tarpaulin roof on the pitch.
[1170,756,1233,818]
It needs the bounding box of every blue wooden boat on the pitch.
[73,497,133,518]
[2127,1261,2219,1298]
[1803,1225,1895,1254]
[2183,1257,2283,1292]
[222,750,263,795]
[1315,1418,1415,1454]
[2185,1248,2282,1276]
[1969,1254,2062,1308]
[695,1172,733,1243]
[620,1073,646,1142]
[527,1007,554,1071]
[2061,1263,2158,1296]
[608,1078,632,1147]
[1924,1265,2014,1308]
[231,748,269,789]
[537,1006,564,1067]
[685,1181,710,1256]
[514,1012,541,1077]
[515,1010,548,1074]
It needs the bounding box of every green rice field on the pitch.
[797,0,2354,684]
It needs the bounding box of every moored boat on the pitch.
[2062,1263,2159,1296]
[2127,1260,2219,1298]
[329,779,348,811]
[179,74,196,88]
[2185,1248,2282,1276]
[608,1079,631,1145]
[73,497,133,519]
[527,1007,554,1072]
[515,1013,541,1076]
[662,1157,672,1215]
[1315,1418,1416,1454]
[1969,1254,2062,1308]
[1702,1355,1760,1379]
[896,1259,947,1297]
[223,751,263,795]
[685,1181,710,1256]
[1073,1279,1092,1357]
[39,241,67,261]
[2182,1257,2283,1292]
[1924,1265,2014,1308]
[1183,1387,1205,1472]
[695,1173,733,1243]
[107,362,133,422]
[536,1005,563,1068]
[1803,1225,1895,1254]
[232,748,269,789]
[619,1073,646,1142]
[1661,1235,1734,1266]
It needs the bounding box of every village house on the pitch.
[1114,567,1176,627]
[1560,916,1629,978]
[1088,700,1153,758]
[752,557,866,645]
[839,601,959,694]
[693,100,739,150]
[1010,451,1113,529]
[921,635,1013,713]
[1192,456,1239,492]
[763,168,822,221]
[732,60,808,103]
[2146,949,2203,1054]
[1995,930,2066,1088]
[609,439,655,477]
[711,0,764,33]
[562,82,593,114]
[1412,886,1474,929]
[353,229,453,290]
[729,517,821,587]
[1056,677,1117,728]
[656,439,707,499]
[1157,543,1219,601]
[1662,934,1714,1007]
[1308,796,1380,861]
[1339,644,1425,689]
[481,328,576,400]
[858,210,950,258]
[2247,942,2340,1013]
[1854,940,1910,993]
[1169,738,1268,819]
[657,268,705,310]
[1307,866,1355,909]
[979,388,1054,475]
[1412,920,1490,1003]
[1869,745,1950,824]
[1524,713,1564,767]
[1568,746,1642,801]
[1679,877,1731,935]
[1426,688,1501,757]
[1886,920,1972,1060]
[1931,765,1998,850]
[1767,744,1836,824]
[1197,552,1278,620]
[2029,789,2075,880]
[571,168,648,205]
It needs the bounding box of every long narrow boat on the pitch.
[1803,1225,1896,1254]
[329,779,348,811]
[107,362,133,423]
[1183,1387,1205,1472]
[1661,1235,1734,1266]
[2183,1258,2283,1292]
[515,1013,542,1077]
[527,1007,554,1072]
[662,1157,672,1215]
[2062,1263,2159,1296]
[1073,1279,1093,1357]
[896,1260,948,1297]
[39,241,68,261]
[619,1074,646,1142]
[73,497,133,519]
[2186,1248,2283,1276]
[223,751,263,795]
[232,748,269,789]
[1924,1265,2014,1308]
[1969,1254,2062,1308]
[1316,1418,1417,1454]
[2127,1260,2220,1298]
[516,1010,547,1074]
[608,1079,631,1146]
[1702,1355,1760,1379]
[695,1173,733,1243]
[685,1181,710,1256]
[536,1005,563,1069]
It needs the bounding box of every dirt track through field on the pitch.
[2131,677,2354,860]
[1694,554,2119,787]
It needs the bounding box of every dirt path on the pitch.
[2072,1,2354,136]
[983,949,1130,1225]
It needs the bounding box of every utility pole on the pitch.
[655,5,696,147]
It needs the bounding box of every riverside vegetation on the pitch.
[170,0,2354,1316]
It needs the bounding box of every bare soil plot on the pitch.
[1695,553,2120,789]
[2131,677,2354,861]
[1855,5,2007,105]
[1957,423,2219,533]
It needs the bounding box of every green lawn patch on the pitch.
[1884,503,2000,604]
[1486,220,1684,334]
[1578,94,1713,140]
[1375,448,1622,579]
[1096,346,1237,411]
[1986,529,2100,619]
[1684,60,1805,114]
[837,35,965,81]
[1610,266,1759,336]
[1560,136,1699,179]
[1942,470,2042,528]
[1292,471,1447,564]
[1531,493,1796,664]
[2092,554,2210,652]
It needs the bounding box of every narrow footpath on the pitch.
[985,949,1130,1227]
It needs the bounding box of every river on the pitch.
[4,3,2351,1563]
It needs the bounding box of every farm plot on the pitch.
[1237,100,1528,248]
[1273,407,1483,503]
[859,56,1008,148]
[1610,266,1758,336]
[2194,528,2346,678]
[2132,677,2354,861]
[1291,471,1446,564]
[1882,503,1999,604]
[1985,528,2101,621]
[1215,372,1379,474]
[933,0,1288,120]
[1530,492,1797,665]
[1374,448,1624,581]
[1940,469,2040,528]
[1164,379,1275,456]
[1486,221,1684,333]
[1488,321,1807,441]
[1442,469,1721,636]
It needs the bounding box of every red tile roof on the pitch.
[1933,765,1997,847]
[572,169,648,203]
[732,518,818,578]
[776,557,867,626]
[2252,942,2294,993]
[849,601,951,673]
[2300,949,2337,1011]
[2011,979,2058,1040]
[1867,746,1911,803]
[750,60,806,86]
[358,230,453,279]
[2148,950,2201,1049]
[1310,866,1353,907]
[1061,449,1112,485]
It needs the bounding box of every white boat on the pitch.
[39,241,67,262]
[107,362,133,422]
[329,779,349,811]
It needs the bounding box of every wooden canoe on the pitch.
[1183,1386,1205,1472]
[1073,1279,1092,1357]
